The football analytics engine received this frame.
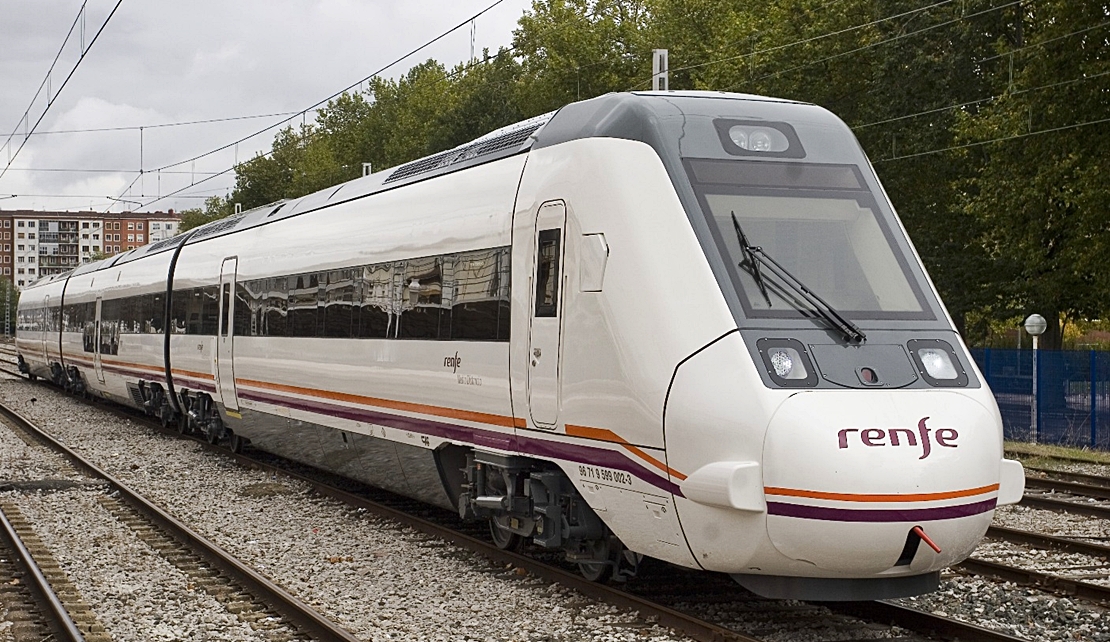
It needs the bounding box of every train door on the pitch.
[39,295,50,363]
[93,297,104,383]
[215,257,240,413]
[527,201,567,428]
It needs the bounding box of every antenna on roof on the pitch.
[652,49,669,91]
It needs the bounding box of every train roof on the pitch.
[50,91,826,279]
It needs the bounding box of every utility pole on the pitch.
[652,49,669,91]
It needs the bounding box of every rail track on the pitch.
[0,359,1034,642]
[0,497,92,641]
[0,394,363,642]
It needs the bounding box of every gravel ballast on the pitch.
[0,376,690,642]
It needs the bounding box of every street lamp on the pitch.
[1024,313,1048,444]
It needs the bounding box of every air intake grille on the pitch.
[190,214,246,241]
[147,235,186,253]
[384,124,541,184]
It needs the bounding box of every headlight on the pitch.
[918,348,957,379]
[768,347,807,379]
[757,338,818,387]
[907,339,968,387]
[728,126,789,152]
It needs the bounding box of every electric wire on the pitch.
[0,1,88,164]
[874,116,1110,163]
[0,0,125,183]
[24,111,301,136]
[723,0,1023,91]
[628,0,957,91]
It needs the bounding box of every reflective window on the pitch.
[534,230,561,317]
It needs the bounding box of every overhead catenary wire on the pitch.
[0,0,125,183]
[628,0,957,91]
[111,0,520,212]
[0,1,88,164]
[874,116,1110,163]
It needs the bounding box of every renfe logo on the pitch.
[838,417,957,460]
[444,352,462,373]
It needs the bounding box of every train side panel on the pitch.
[169,155,526,508]
[508,137,736,565]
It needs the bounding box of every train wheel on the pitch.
[488,519,524,552]
[577,538,614,583]
[177,416,191,435]
[229,432,244,454]
[205,424,220,445]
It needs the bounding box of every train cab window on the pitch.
[220,283,231,336]
[534,229,561,317]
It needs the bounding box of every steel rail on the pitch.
[828,601,1027,642]
[956,557,1110,605]
[1020,494,1110,519]
[1024,476,1110,500]
[0,503,85,642]
[1025,465,1110,488]
[988,525,1110,560]
[0,400,361,642]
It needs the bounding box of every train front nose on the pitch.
[761,389,1003,575]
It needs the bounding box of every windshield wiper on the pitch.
[730,211,866,344]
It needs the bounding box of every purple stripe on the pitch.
[238,388,684,497]
[767,498,997,522]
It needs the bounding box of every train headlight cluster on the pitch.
[918,348,957,380]
[728,126,789,153]
[907,339,969,387]
[757,338,818,387]
[769,347,805,379]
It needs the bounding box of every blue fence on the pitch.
[971,348,1110,449]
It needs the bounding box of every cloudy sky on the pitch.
[0,0,534,214]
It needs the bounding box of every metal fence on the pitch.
[971,348,1110,449]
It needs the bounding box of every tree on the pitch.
[956,0,1110,348]
[179,196,235,232]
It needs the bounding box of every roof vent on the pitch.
[190,213,246,241]
[384,122,544,184]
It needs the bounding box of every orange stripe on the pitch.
[763,483,1000,503]
[565,424,687,481]
[236,377,519,429]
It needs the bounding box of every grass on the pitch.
[1004,440,1110,467]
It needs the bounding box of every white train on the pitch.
[16,91,1025,600]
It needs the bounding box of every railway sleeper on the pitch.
[458,451,637,582]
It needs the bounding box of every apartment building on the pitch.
[0,209,182,289]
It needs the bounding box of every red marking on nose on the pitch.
[913,525,942,553]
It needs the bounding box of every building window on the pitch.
[93,245,100,252]
[127,222,134,230]
[2,245,7,251]
[16,233,23,239]
[2,221,7,228]
[28,257,34,263]
[115,222,121,230]
[82,222,89,229]
[16,257,22,263]
[27,233,34,239]
[137,234,144,242]
[17,281,23,286]
[82,246,89,252]
[15,245,21,251]
[93,222,100,228]
[16,269,23,275]
[92,234,99,240]
[16,222,23,228]
[82,234,88,239]
[127,245,134,250]
[26,269,32,275]
[127,234,134,242]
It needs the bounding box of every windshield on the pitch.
[686,158,932,320]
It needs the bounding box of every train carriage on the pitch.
[17,91,1025,600]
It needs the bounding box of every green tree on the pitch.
[179,196,235,232]
[956,0,1110,348]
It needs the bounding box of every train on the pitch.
[15,91,1025,601]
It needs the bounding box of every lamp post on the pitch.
[1024,314,1048,444]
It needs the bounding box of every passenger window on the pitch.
[220,283,231,336]
[534,229,561,317]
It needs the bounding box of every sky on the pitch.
[0,0,535,215]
